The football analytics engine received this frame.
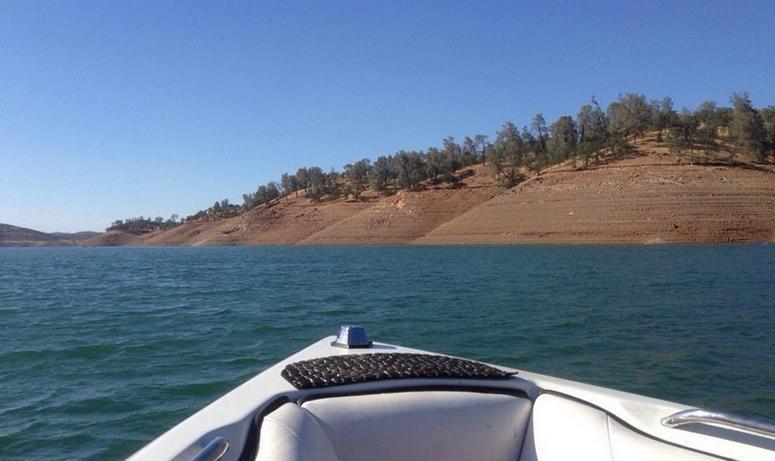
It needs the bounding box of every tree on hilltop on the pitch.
[761,106,775,160]
[394,150,426,190]
[607,93,653,140]
[694,101,721,151]
[473,134,489,165]
[577,97,608,167]
[281,172,299,198]
[530,114,549,171]
[730,92,766,161]
[487,121,525,187]
[344,159,371,198]
[306,166,326,200]
[652,96,677,140]
[547,115,578,165]
[666,108,698,157]
[369,155,395,194]
[295,167,310,195]
[462,136,478,166]
[442,137,462,173]
[425,147,448,184]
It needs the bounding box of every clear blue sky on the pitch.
[2,0,773,232]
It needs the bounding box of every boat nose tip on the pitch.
[331,324,373,349]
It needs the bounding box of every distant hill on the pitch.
[49,231,100,240]
[0,224,97,247]
[10,133,775,248]
[87,135,775,246]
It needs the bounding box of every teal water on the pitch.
[0,245,773,460]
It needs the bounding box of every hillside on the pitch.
[143,193,375,246]
[88,167,494,246]
[299,165,495,245]
[86,136,775,246]
[0,224,98,247]
[416,153,775,244]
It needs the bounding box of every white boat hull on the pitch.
[127,336,774,461]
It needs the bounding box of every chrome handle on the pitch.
[662,409,775,438]
[191,436,230,461]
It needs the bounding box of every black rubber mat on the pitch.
[281,353,516,389]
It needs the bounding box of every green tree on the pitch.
[256,185,268,203]
[425,147,448,184]
[442,137,462,173]
[761,106,775,160]
[531,114,549,171]
[520,126,535,146]
[266,182,280,201]
[241,193,254,209]
[487,121,525,186]
[369,155,395,194]
[547,115,578,164]
[326,168,341,199]
[280,172,298,198]
[473,134,489,165]
[694,101,721,155]
[666,108,698,157]
[306,166,326,200]
[295,167,310,195]
[576,97,608,167]
[729,92,766,161]
[652,96,677,140]
[461,136,478,166]
[607,93,653,140]
[394,150,426,190]
[344,159,371,198]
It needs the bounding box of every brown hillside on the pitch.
[415,139,775,244]
[300,165,495,244]
[0,223,60,246]
[84,230,144,246]
[0,223,97,246]
[140,191,376,245]
[85,136,775,246]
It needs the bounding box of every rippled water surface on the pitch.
[1,245,774,460]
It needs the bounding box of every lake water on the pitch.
[0,245,773,460]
